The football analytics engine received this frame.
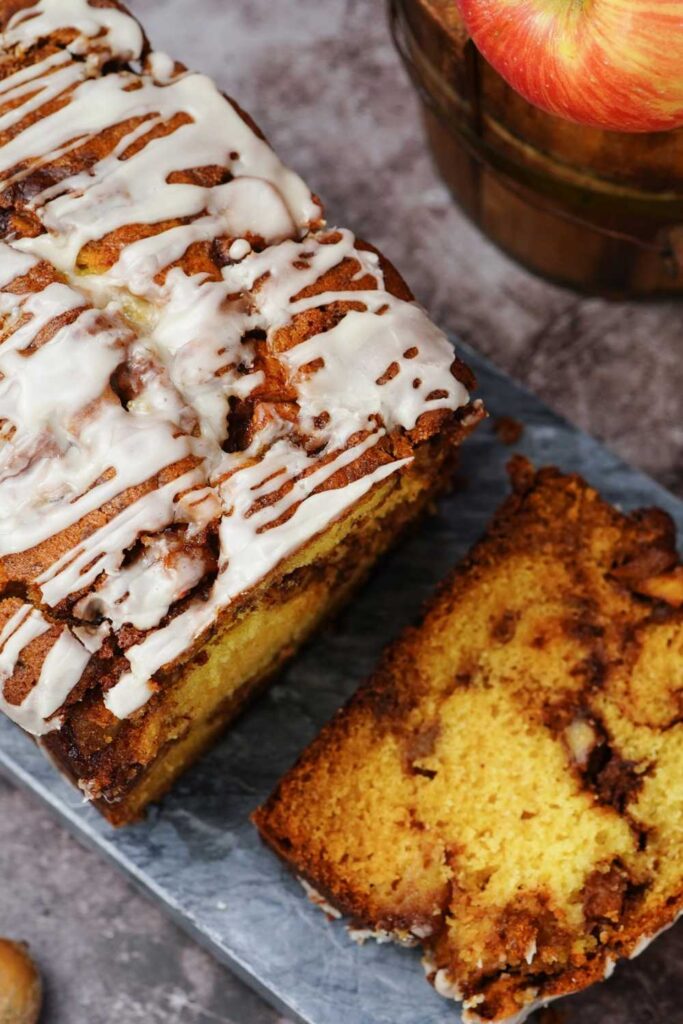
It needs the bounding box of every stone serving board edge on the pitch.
[1,342,681,1024]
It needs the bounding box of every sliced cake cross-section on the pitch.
[255,461,683,1023]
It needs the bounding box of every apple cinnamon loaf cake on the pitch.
[255,461,683,1023]
[0,0,483,823]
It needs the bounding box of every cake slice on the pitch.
[0,0,483,823]
[254,460,683,1023]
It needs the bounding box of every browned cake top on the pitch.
[255,461,683,1022]
[0,0,482,745]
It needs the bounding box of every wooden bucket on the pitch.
[390,0,683,296]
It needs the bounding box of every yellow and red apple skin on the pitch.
[456,0,683,132]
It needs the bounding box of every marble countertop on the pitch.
[2,1,682,1023]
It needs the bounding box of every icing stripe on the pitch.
[0,605,89,736]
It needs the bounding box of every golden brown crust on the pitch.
[254,461,683,1021]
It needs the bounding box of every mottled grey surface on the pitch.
[1,2,682,1023]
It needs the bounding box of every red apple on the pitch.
[455,0,683,132]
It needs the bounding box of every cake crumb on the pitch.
[494,416,524,445]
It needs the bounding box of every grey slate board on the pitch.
[1,342,681,1024]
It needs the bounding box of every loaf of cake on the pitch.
[255,461,683,1023]
[0,0,483,823]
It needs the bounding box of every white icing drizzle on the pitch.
[141,268,262,445]
[285,300,459,441]
[0,605,50,679]
[72,620,109,653]
[4,0,145,60]
[0,1,475,736]
[104,452,408,719]
[0,47,318,273]
[0,603,89,735]
[74,532,207,632]
[0,356,193,558]
[298,878,342,920]
[36,467,204,605]
[228,238,251,261]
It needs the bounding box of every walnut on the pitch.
[0,939,42,1024]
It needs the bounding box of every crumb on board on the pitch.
[493,416,524,445]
